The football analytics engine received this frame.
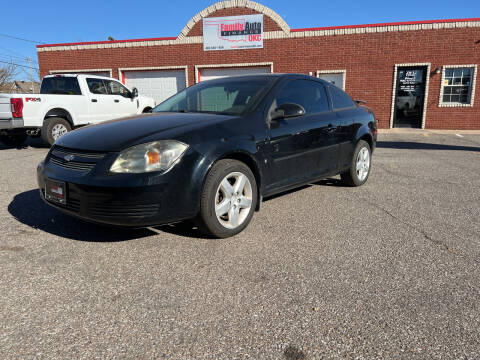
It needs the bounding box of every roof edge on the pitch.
[37,17,480,49]
[291,17,480,32]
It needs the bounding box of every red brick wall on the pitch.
[37,7,480,129]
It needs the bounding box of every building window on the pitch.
[317,70,346,91]
[439,65,477,107]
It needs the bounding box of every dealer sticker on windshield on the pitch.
[45,179,66,205]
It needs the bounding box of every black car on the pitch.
[37,74,376,238]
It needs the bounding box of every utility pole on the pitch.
[26,57,33,93]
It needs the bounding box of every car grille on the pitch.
[44,183,160,220]
[89,203,160,218]
[49,145,107,173]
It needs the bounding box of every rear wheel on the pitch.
[0,132,27,148]
[41,117,71,146]
[340,140,371,187]
[197,159,257,238]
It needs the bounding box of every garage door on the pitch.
[198,66,271,82]
[123,70,186,103]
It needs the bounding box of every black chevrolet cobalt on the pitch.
[37,74,376,238]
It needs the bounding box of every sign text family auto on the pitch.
[203,14,263,51]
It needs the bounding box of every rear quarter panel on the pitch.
[22,95,89,127]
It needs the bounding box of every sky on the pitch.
[1,0,479,81]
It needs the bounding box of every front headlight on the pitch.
[110,140,188,173]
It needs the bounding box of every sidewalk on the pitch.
[378,128,480,135]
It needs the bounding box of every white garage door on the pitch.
[198,66,271,82]
[123,70,186,103]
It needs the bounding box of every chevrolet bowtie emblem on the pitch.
[64,154,74,162]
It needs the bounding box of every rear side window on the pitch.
[86,78,108,94]
[275,80,329,114]
[40,77,82,95]
[329,85,354,109]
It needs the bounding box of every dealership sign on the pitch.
[203,14,263,51]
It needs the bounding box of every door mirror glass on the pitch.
[131,87,138,98]
[271,103,305,121]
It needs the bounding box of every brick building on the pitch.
[37,0,480,129]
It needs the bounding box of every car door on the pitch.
[265,79,340,190]
[327,85,357,170]
[86,78,113,123]
[105,80,137,117]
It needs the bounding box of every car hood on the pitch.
[54,112,236,152]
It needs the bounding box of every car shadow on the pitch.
[8,189,156,242]
[0,137,49,150]
[377,141,479,152]
[156,222,213,240]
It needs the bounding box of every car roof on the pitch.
[199,73,329,84]
[43,73,114,80]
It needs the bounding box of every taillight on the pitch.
[10,98,23,118]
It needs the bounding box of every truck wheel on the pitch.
[41,117,71,146]
[0,133,27,148]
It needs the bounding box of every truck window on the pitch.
[40,77,82,95]
[86,78,108,95]
[106,80,131,98]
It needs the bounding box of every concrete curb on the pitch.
[378,129,480,135]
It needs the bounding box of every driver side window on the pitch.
[106,80,131,98]
[86,78,108,95]
[275,79,329,114]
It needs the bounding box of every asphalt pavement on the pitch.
[1,130,479,359]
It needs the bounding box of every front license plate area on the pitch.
[45,179,66,205]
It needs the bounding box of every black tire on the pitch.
[0,132,27,148]
[142,107,152,113]
[197,159,258,238]
[340,140,372,187]
[41,117,72,146]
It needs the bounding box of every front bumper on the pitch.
[37,149,203,227]
[0,118,24,130]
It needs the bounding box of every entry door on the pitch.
[393,66,427,128]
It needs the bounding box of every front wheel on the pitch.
[41,117,72,146]
[197,159,258,238]
[341,140,372,187]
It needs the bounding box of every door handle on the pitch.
[326,124,336,132]
[114,99,119,103]
[91,99,97,102]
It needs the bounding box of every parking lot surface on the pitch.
[1,131,479,359]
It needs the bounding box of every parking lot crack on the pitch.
[359,197,458,255]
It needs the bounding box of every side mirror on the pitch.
[270,103,306,121]
[131,87,138,98]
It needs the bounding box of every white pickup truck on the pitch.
[0,74,156,146]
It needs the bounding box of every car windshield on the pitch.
[153,78,272,115]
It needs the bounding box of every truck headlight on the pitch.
[110,140,188,173]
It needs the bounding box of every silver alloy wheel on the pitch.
[215,171,253,229]
[356,147,370,181]
[51,124,68,140]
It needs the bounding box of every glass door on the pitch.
[393,66,427,128]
